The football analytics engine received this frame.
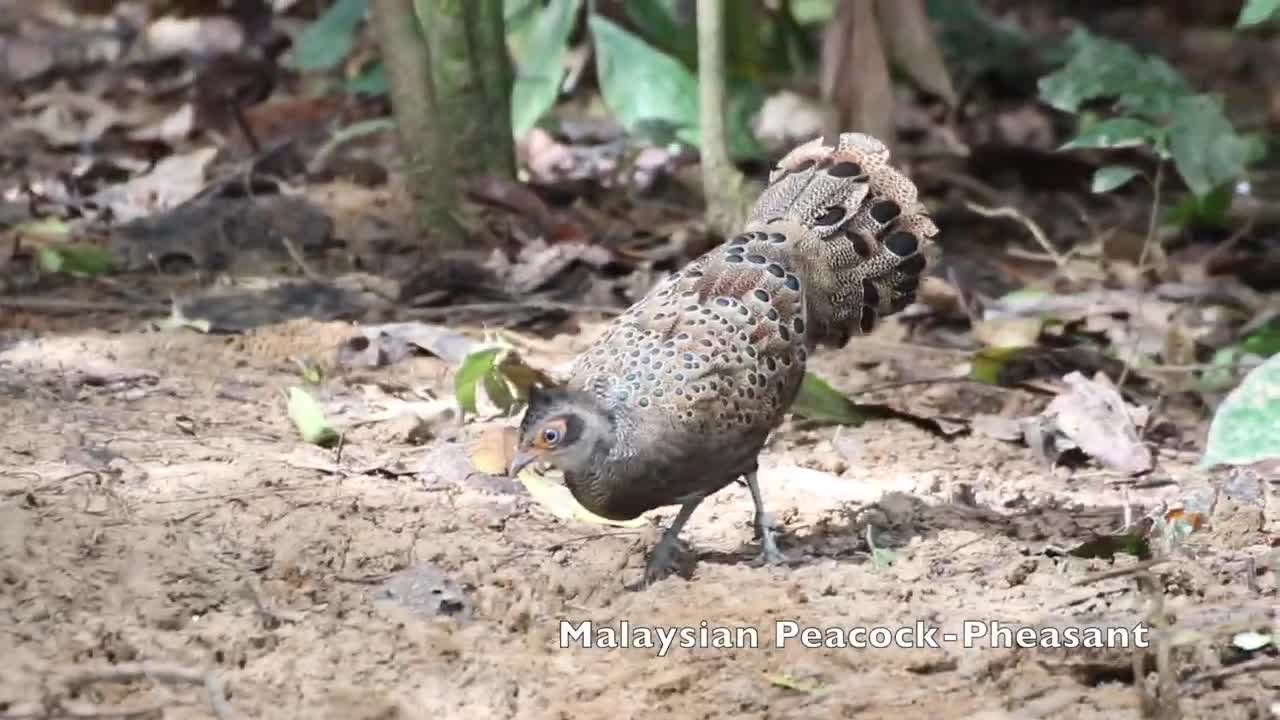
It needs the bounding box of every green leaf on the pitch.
[1168,95,1254,198]
[1200,352,1280,468]
[624,0,697,67]
[36,244,114,276]
[1196,346,1250,393]
[1165,183,1233,228]
[483,367,516,414]
[1238,0,1280,27]
[1037,28,1188,117]
[927,0,1056,82]
[347,62,386,95]
[1242,323,1280,358]
[790,373,866,426]
[1063,117,1157,150]
[1091,165,1142,194]
[287,387,340,447]
[504,0,540,23]
[510,0,581,137]
[866,526,896,569]
[589,14,699,146]
[455,347,502,416]
[36,246,62,273]
[289,0,367,72]
[791,0,835,24]
[968,346,1041,386]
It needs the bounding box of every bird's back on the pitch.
[566,133,938,517]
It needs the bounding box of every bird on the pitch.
[506,132,938,587]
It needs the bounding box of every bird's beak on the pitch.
[507,448,538,477]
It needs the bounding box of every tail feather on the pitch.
[744,132,939,347]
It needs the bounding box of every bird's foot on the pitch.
[753,513,787,566]
[627,542,680,590]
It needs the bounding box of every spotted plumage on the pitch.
[509,133,939,587]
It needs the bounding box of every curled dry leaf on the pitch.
[92,147,219,222]
[1031,371,1153,475]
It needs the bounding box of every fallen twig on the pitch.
[1073,558,1168,586]
[1117,163,1166,389]
[1185,657,1280,686]
[0,297,162,313]
[965,201,1073,279]
[279,235,321,282]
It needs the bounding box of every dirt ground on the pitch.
[1,316,1277,720]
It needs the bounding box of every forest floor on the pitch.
[3,2,1279,717]
[2,308,1275,720]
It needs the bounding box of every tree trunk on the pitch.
[369,0,466,250]
[415,0,516,180]
[696,0,758,236]
[821,0,894,153]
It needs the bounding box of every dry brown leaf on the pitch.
[1035,372,1153,475]
[91,146,218,222]
[470,426,518,475]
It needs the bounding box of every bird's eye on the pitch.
[541,427,561,445]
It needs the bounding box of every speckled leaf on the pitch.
[791,373,866,426]
[1201,352,1280,468]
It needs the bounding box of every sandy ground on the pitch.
[1,318,1277,720]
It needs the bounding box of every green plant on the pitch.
[1237,0,1280,27]
[292,0,812,156]
[1039,29,1264,223]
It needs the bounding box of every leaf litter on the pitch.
[1,2,1279,719]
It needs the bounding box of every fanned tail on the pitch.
[743,133,939,347]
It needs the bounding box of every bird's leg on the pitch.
[746,471,786,565]
[635,497,703,588]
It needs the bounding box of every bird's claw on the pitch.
[628,541,679,590]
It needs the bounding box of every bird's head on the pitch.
[507,385,614,478]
